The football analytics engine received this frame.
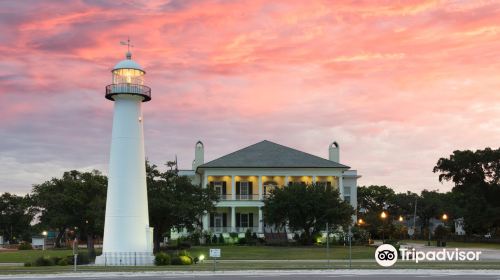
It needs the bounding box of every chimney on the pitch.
[193,141,204,169]
[329,141,339,162]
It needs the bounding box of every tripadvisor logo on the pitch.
[375,244,398,267]
[375,244,483,267]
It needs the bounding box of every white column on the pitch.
[285,176,289,186]
[339,175,344,198]
[202,173,209,230]
[203,173,208,188]
[231,206,236,232]
[258,207,263,233]
[312,175,317,184]
[203,213,209,231]
[258,175,263,200]
[231,175,236,200]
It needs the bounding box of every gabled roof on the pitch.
[197,140,349,169]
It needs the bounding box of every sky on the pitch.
[1,0,499,195]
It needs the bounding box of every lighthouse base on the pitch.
[95,252,154,266]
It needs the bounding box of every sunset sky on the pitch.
[1,0,499,194]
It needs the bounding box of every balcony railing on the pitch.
[105,83,151,102]
[216,194,261,201]
[235,194,260,201]
[209,227,259,233]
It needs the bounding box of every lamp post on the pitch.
[441,213,448,247]
[42,231,47,251]
[380,211,387,243]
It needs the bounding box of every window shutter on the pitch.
[210,213,214,227]
[222,182,227,195]
[249,182,253,195]
[326,181,332,187]
[222,213,227,227]
[249,213,254,227]
[236,213,241,227]
[288,181,292,186]
[209,181,214,189]
[236,182,241,195]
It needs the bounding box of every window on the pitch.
[214,181,224,196]
[240,181,249,198]
[344,186,351,203]
[214,213,223,228]
[240,213,249,228]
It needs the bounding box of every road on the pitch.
[2,270,500,280]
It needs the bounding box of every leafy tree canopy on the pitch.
[263,183,354,245]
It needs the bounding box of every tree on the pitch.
[356,185,398,239]
[433,148,500,235]
[0,193,34,243]
[147,161,218,252]
[31,170,107,249]
[263,183,354,245]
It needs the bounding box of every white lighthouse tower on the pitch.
[95,45,154,266]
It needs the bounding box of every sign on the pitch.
[209,248,221,258]
[32,237,44,247]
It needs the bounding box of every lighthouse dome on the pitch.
[112,51,144,72]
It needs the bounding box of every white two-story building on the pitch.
[179,140,360,235]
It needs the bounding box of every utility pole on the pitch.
[412,198,417,239]
[326,222,330,268]
[348,225,352,269]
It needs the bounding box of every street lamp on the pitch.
[42,231,47,250]
[398,216,404,222]
[357,218,364,225]
[380,211,387,243]
[442,214,448,221]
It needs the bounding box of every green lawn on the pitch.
[187,245,375,260]
[0,249,77,263]
[401,240,500,250]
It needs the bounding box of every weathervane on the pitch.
[120,37,134,58]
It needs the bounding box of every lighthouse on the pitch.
[95,46,154,266]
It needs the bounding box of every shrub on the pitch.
[218,234,225,244]
[57,258,69,266]
[18,242,33,250]
[212,234,218,244]
[178,250,190,257]
[171,255,193,265]
[35,256,54,266]
[24,262,32,267]
[155,252,171,266]
[67,252,91,265]
[180,255,192,265]
[193,256,199,264]
[238,237,247,245]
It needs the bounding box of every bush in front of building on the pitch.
[171,255,192,265]
[18,242,33,250]
[218,234,225,244]
[34,256,55,266]
[155,252,171,265]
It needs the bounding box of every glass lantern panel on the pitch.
[112,69,144,85]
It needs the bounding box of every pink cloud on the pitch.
[0,0,499,193]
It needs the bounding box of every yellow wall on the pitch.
[316,176,339,189]
[208,175,233,194]
[289,176,313,185]
[261,176,286,188]
[235,175,259,195]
